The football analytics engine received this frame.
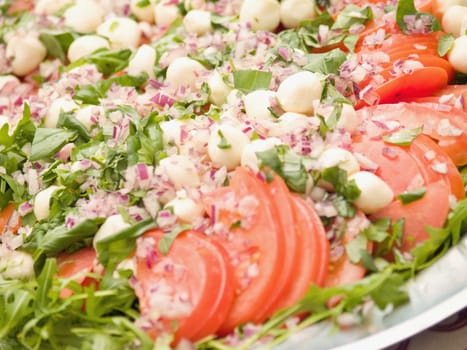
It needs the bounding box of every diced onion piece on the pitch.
[349,171,394,214]
[0,75,20,90]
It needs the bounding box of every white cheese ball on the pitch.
[159,155,201,189]
[44,98,78,128]
[442,5,467,36]
[270,112,312,136]
[434,0,467,18]
[75,105,103,129]
[34,185,62,221]
[6,35,47,77]
[183,10,212,35]
[35,0,73,15]
[280,0,316,28]
[0,251,35,280]
[160,119,182,145]
[243,90,277,120]
[130,0,155,23]
[93,214,131,249]
[277,71,323,115]
[127,44,156,79]
[208,124,249,170]
[241,137,282,171]
[240,0,281,32]
[315,103,359,134]
[207,71,232,105]
[97,17,141,49]
[165,196,203,223]
[0,75,20,90]
[154,3,180,27]
[67,35,110,62]
[165,56,206,89]
[64,0,105,34]
[448,35,467,74]
[318,147,360,176]
[349,171,394,214]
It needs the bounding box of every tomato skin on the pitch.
[0,204,21,235]
[134,229,234,343]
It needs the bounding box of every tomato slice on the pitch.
[57,246,97,298]
[275,195,330,309]
[203,167,286,335]
[0,204,21,235]
[324,211,372,287]
[133,229,234,343]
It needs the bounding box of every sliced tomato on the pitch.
[324,211,372,287]
[0,204,21,235]
[134,229,235,343]
[203,167,286,335]
[357,102,467,165]
[275,195,329,309]
[57,246,97,298]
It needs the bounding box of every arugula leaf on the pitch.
[0,103,35,149]
[0,287,35,338]
[382,127,422,146]
[57,111,91,141]
[233,70,272,93]
[68,48,131,75]
[437,33,455,56]
[345,234,368,263]
[303,49,347,75]
[39,31,77,62]
[397,187,426,204]
[30,128,77,161]
[362,218,390,242]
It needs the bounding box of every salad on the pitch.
[0,0,466,349]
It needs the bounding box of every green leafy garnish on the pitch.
[397,187,427,204]
[158,224,192,255]
[216,130,231,149]
[437,33,455,56]
[30,128,77,161]
[233,70,272,93]
[382,127,422,146]
[68,48,131,75]
[39,31,78,62]
[303,49,347,75]
[396,0,440,33]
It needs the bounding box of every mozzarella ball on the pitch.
[448,35,467,74]
[64,0,105,33]
[208,124,249,170]
[243,90,277,120]
[318,147,360,176]
[277,71,323,115]
[241,137,282,171]
[207,71,232,105]
[433,0,467,19]
[270,112,312,136]
[93,214,131,248]
[0,251,35,280]
[240,0,281,32]
[127,44,156,79]
[34,185,62,221]
[35,0,73,15]
[349,171,394,214]
[159,155,200,189]
[6,35,47,77]
[154,3,180,27]
[160,119,182,145]
[0,75,20,90]
[442,5,467,36]
[280,0,316,28]
[165,56,206,89]
[44,98,78,128]
[315,103,359,134]
[67,35,110,62]
[97,17,141,49]
[183,10,212,35]
[165,196,203,223]
[130,0,155,23]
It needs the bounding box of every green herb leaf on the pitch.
[397,187,427,204]
[39,31,77,62]
[437,33,455,56]
[217,130,232,149]
[345,234,368,263]
[158,224,192,255]
[382,127,422,146]
[332,5,373,30]
[303,49,347,75]
[68,48,131,75]
[30,128,77,161]
[321,166,361,201]
[396,0,440,33]
[233,70,272,93]
[57,111,91,141]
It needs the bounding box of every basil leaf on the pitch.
[69,48,131,75]
[362,218,390,242]
[303,49,347,75]
[332,5,373,31]
[217,130,232,149]
[136,0,150,7]
[382,127,422,146]
[437,33,455,56]
[30,128,77,161]
[38,218,105,255]
[396,0,440,33]
[333,196,356,218]
[0,103,35,148]
[39,31,77,62]
[57,111,91,141]
[233,70,272,93]
[345,234,368,263]
[321,166,361,201]
[158,224,192,255]
[397,187,427,204]
[96,218,156,267]
[360,250,379,272]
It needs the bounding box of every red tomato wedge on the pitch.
[275,195,329,309]
[357,102,467,165]
[57,246,97,298]
[203,167,286,335]
[0,204,21,235]
[324,211,372,287]
[133,229,235,343]
[252,172,298,322]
